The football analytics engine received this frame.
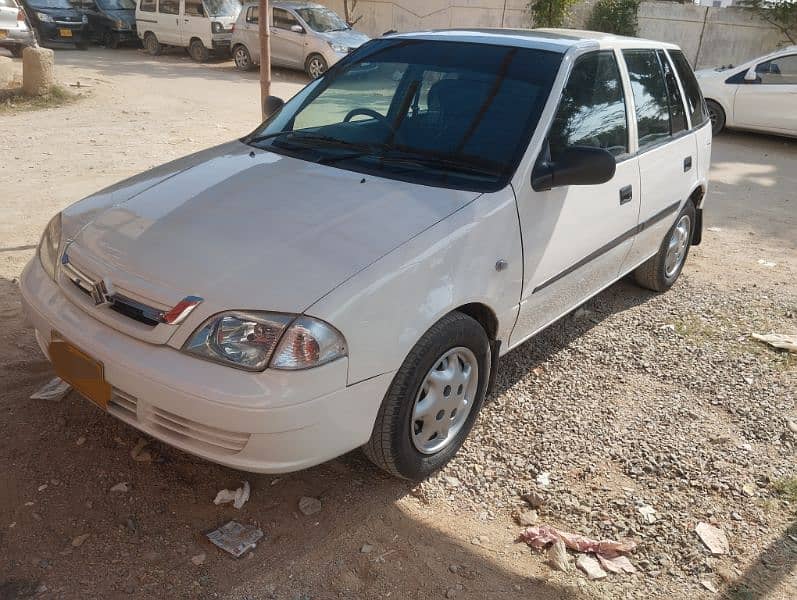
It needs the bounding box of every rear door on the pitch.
[512,50,641,342]
[156,0,180,44]
[734,53,797,135]
[243,3,259,62]
[270,6,303,68]
[620,48,697,272]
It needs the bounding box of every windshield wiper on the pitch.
[248,130,363,150]
[321,148,500,177]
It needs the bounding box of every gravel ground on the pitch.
[421,272,796,594]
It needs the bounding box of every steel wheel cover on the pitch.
[665,214,691,278]
[411,347,478,454]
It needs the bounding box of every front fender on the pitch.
[306,187,524,385]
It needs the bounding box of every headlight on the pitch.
[182,312,347,371]
[115,19,126,29]
[211,21,223,33]
[38,213,62,281]
[329,42,348,54]
[37,12,54,23]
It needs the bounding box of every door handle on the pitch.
[683,156,693,172]
[184,18,189,22]
[619,185,633,205]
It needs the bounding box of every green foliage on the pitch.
[529,0,580,28]
[774,477,797,503]
[587,0,641,37]
[738,0,797,44]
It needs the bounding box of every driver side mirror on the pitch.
[744,67,759,83]
[263,95,284,120]
[531,146,616,192]
[290,24,304,34]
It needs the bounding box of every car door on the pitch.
[181,0,206,46]
[270,7,303,68]
[156,0,180,44]
[734,54,797,135]
[511,50,642,343]
[243,4,259,62]
[620,49,697,272]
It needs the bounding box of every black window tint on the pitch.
[139,0,155,11]
[658,50,687,134]
[273,8,298,29]
[185,0,204,16]
[549,51,628,159]
[623,49,671,150]
[669,49,708,127]
[159,0,178,14]
[246,5,258,23]
[757,55,797,85]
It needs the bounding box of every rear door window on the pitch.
[658,50,687,134]
[548,51,629,160]
[623,49,671,151]
[756,54,797,85]
[668,49,708,128]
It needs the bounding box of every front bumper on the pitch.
[19,257,393,473]
[36,22,89,45]
[211,33,231,53]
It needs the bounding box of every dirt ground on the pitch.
[0,48,795,600]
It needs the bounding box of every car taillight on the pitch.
[18,9,25,21]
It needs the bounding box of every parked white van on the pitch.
[21,29,712,481]
[135,0,240,61]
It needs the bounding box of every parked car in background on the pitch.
[0,0,36,56]
[231,1,369,77]
[21,30,710,481]
[21,0,89,48]
[136,0,240,62]
[82,0,137,48]
[696,45,797,137]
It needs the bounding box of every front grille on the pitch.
[109,298,160,327]
[147,407,250,456]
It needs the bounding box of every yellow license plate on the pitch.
[0,30,7,40]
[49,335,111,410]
[59,28,72,37]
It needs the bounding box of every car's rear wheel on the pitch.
[634,201,696,292]
[305,53,327,79]
[233,44,253,71]
[706,99,725,136]
[189,38,209,62]
[143,32,162,56]
[363,312,490,481]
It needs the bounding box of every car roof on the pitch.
[385,28,680,53]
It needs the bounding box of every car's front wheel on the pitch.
[143,32,162,56]
[363,312,490,481]
[305,53,327,79]
[233,44,253,71]
[634,201,696,292]
[706,99,725,136]
[188,39,209,62]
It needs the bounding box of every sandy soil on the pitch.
[0,47,795,600]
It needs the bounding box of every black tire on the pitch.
[10,46,24,58]
[706,99,725,136]
[232,44,253,71]
[363,312,490,481]
[189,38,209,62]
[143,32,162,56]
[76,41,88,50]
[304,53,327,79]
[634,201,696,292]
[104,32,119,49]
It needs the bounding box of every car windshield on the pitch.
[27,0,74,8]
[97,0,135,9]
[203,0,238,17]
[295,7,348,32]
[246,39,562,192]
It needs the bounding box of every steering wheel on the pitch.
[343,108,390,125]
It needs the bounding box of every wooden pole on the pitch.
[259,0,271,118]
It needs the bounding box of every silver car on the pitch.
[0,0,36,57]
[231,0,369,78]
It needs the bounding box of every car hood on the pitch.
[63,141,478,314]
[103,8,135,25]
[319,28,369,48]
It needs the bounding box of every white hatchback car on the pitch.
[21,29,711,480]
[695,45,797,137]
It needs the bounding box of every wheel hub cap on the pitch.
[664,214,691,278]
[411,347,478,454]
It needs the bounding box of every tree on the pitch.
[343,0,362,27]
[528,0,580,28]
[587,0,641,37]
[739,0,797,45]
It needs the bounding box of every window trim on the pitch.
[666,49,709,131]
[657,49,688,135]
